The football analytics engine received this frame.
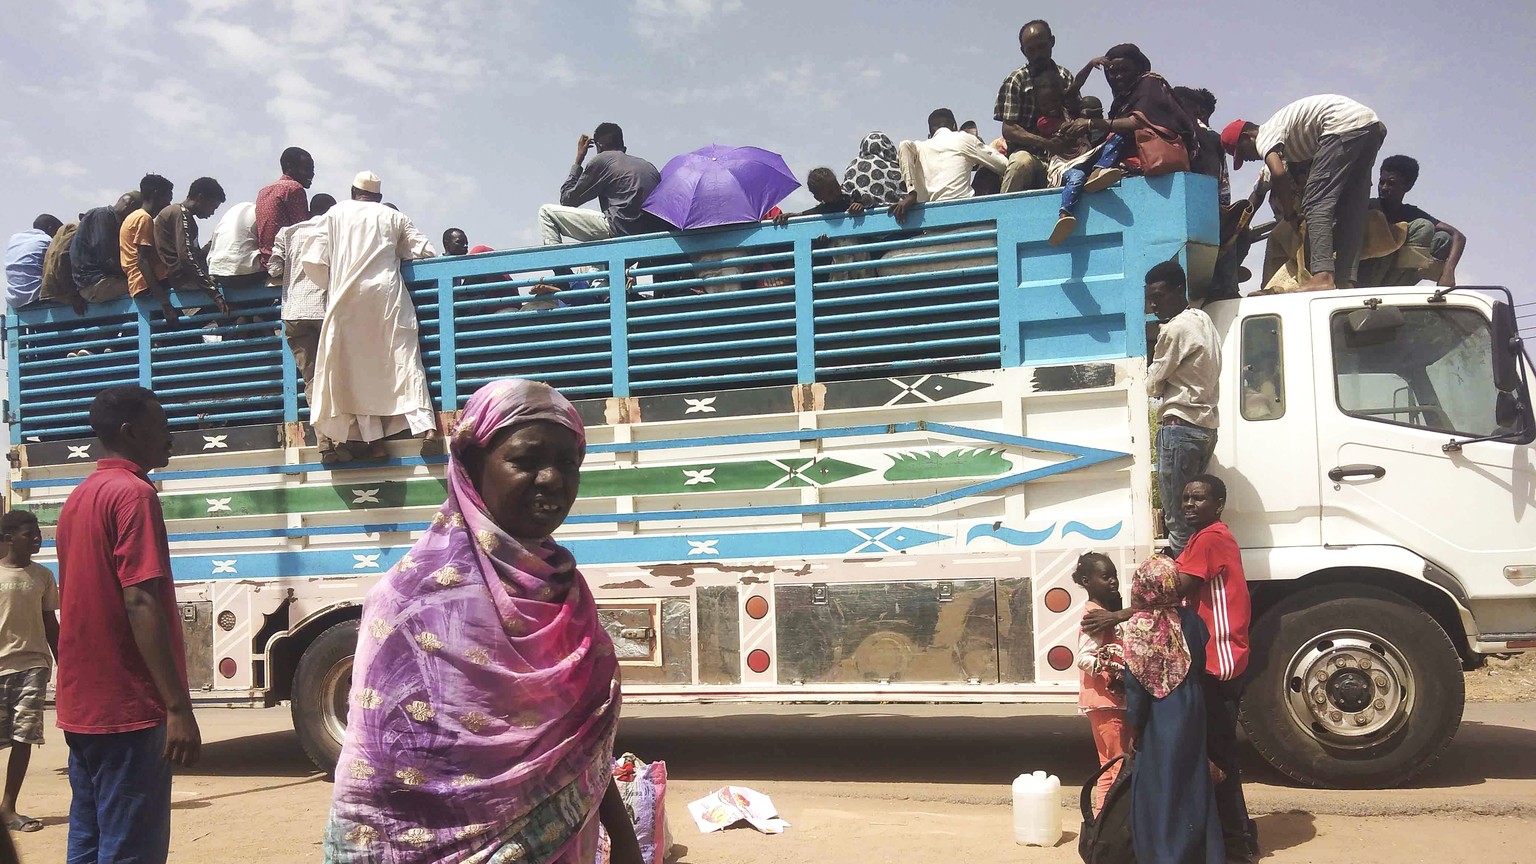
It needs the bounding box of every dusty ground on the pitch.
[1465,651,1536,702]
[11,699,1536,864]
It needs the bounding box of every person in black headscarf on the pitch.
[1048,43,1200,246]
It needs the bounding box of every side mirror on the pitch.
[1491,301,1522,393]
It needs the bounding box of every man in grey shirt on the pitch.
[537,122,662,247]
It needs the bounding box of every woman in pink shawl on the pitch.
[325,379,642,864]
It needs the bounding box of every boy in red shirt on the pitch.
[1073,553,1126,813]
[1176,474,1256,863]
[56,386,200,864]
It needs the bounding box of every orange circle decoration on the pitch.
[1046,646,1075,672]
[744,595,769,620]
[1044,587,1073,614]
[746,649,772,674]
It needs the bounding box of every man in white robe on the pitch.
[302,171,438,458]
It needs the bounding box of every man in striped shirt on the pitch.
[1223,95,1386,291]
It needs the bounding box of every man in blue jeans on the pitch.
[1145,261,1220,555]
[55,386,200,863]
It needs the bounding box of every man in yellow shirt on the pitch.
[119,175,178,323]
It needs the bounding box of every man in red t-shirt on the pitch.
[56,386,199,864]
[1176,474,1256,863]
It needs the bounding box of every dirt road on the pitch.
[13,702,1536,863]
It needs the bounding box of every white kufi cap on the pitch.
[352,171,382,194]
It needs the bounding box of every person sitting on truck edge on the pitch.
[38,216,84,314]
[153,177,231,316]
[0,509,60,835]
[538,122,663,248]
[995,19,1081,193]
[773,167,867,226]
[1222,95,1387,291]
[442,227,469,256]
[324,378,643,864]
[69,191,140,304]
[255,146,315,265]
[1144,260,1220,557]
[4,214,62,310]
[120,174,183,324]
[1358,154,1466,289]
[56,385,201,864]
[842,131,907,208]
[1050,44,1198,247]
[302,171,438,461]
[207,201,265,293]
[270,193,342,465]
[891,108,1009,222]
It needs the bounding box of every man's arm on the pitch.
[268,229,289,281]
[1433,220,1466,287]
[134,242,180,323]
[963,134,1011,177]
[1264,150,1298,221]
[43,611,59,660]
[397,219,438,261]
[123,581,200,767]
[1146,324,1182,397]
[1001,121,1056,155]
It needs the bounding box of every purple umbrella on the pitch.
[643,145,800,230]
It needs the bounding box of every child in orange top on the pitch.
[1074,552,1127,813]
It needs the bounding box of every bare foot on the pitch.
[1298,272,1337,292]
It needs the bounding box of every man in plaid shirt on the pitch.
[993,19,1081,193]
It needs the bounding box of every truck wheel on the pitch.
[1240,583,1463,788]
[291,619,359,776]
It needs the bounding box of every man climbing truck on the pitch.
[7,175,1533,788]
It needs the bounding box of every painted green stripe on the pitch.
[30,451,1010,527]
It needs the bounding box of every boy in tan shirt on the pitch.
[0,509,60,833]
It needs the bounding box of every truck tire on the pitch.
[291,619,359,776]
[1239,583,1463,788]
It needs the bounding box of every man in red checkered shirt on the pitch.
[254,147,314,265]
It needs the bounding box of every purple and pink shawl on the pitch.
[325,379,619,864]
[1122,555,1193,699]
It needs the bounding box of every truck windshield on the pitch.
[1331,306,1499,438]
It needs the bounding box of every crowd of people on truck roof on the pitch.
[0,16,1484,863]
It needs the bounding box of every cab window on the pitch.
[1331,307,1499,437]
[1240,315,1284,421]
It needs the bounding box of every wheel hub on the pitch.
[1285,630,1412,746]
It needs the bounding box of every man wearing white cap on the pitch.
[301,171,438,459]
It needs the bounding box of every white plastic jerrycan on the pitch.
[1011,770,1063,846]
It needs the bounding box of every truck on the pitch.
[6,173,1532,788]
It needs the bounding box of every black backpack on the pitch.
[1078,755,1136,864]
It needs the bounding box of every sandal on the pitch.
[5,814,42,833]
[1083,167,1124,194]
[1048,213,1077,247]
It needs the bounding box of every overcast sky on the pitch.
[4,0,1532,325]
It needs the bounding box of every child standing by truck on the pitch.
[1074,552,1127,813]
[0,509,59,833]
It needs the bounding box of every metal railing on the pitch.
[6,174,1216,442]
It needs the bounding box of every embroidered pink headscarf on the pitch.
[1122,554,1193,699]
[326,379,619,863]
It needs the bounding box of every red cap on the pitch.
[1221,119,1251,169]
[469,244,495,254]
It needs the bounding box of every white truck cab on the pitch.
[1207,286,1534,786]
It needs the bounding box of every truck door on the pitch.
[1311,295,1536,616]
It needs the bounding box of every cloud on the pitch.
[174,15,268,67]
[56,0,149,31]
[633,0,742,43]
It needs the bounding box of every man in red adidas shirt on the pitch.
[55,386,199,863]
[1177,474,1255,863]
